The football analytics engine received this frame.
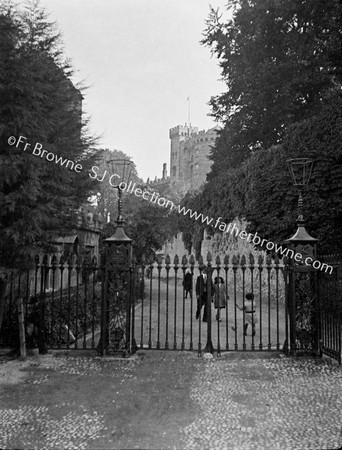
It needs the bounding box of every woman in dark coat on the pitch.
[213,276,227,321]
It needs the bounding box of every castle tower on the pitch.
[169,124,198,186]
[169,124,218,194]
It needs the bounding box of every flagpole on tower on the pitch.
[187,95,190,126]
[187,95,191,135]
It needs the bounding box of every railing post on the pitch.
[165,255,171,350]
[99,262,108,356]
[204,252,214,354]
[38,255,48,354]
[130,264,138,354]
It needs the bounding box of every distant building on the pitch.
[148,123,218,198]
[169,124,218,194]
[146,163,170,195]
[32,208,104,294]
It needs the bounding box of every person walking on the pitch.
[195,268,214,322]
[213,276,227,321]
[183,269,193,299]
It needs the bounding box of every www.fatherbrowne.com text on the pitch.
[89,167,332,274]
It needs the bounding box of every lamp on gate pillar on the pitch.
[285,158,317,261]
[284,157,319,357]
[104,158,134,255]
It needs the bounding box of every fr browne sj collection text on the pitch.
[8,135,131,184]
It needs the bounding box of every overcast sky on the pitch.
[39,0,229,181]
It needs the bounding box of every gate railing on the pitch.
[0,254,142,354]
[0,255,103,351]
[1,251,288,356]
[318,254,342,364]
[3,250,340,361]
[134,252,286,355]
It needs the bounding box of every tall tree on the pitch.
[0,1,100,267]
[202,0,342,174]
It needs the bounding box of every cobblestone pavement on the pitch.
[0,351,341,449]
[182,355,342,450]
[0,353,141,450]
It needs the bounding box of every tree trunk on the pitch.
[0,272,8,334]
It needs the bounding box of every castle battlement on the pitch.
[169,124,199,138]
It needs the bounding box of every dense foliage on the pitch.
[202,0,342,173]
[125,203,178,262]
[0,1,100,267]
[100,200,178,262]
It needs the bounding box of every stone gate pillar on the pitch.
[284,217,319,357]
[98,223,134,356]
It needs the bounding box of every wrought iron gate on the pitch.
[133,253,286,355]
[318,255,342,364]
[0,255,103,351]
[5,250,340,361]
[0,254,138,355]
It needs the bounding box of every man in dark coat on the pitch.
[183,269,193,298]
[195,268,214,322]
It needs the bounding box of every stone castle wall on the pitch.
[161,219,266,263]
